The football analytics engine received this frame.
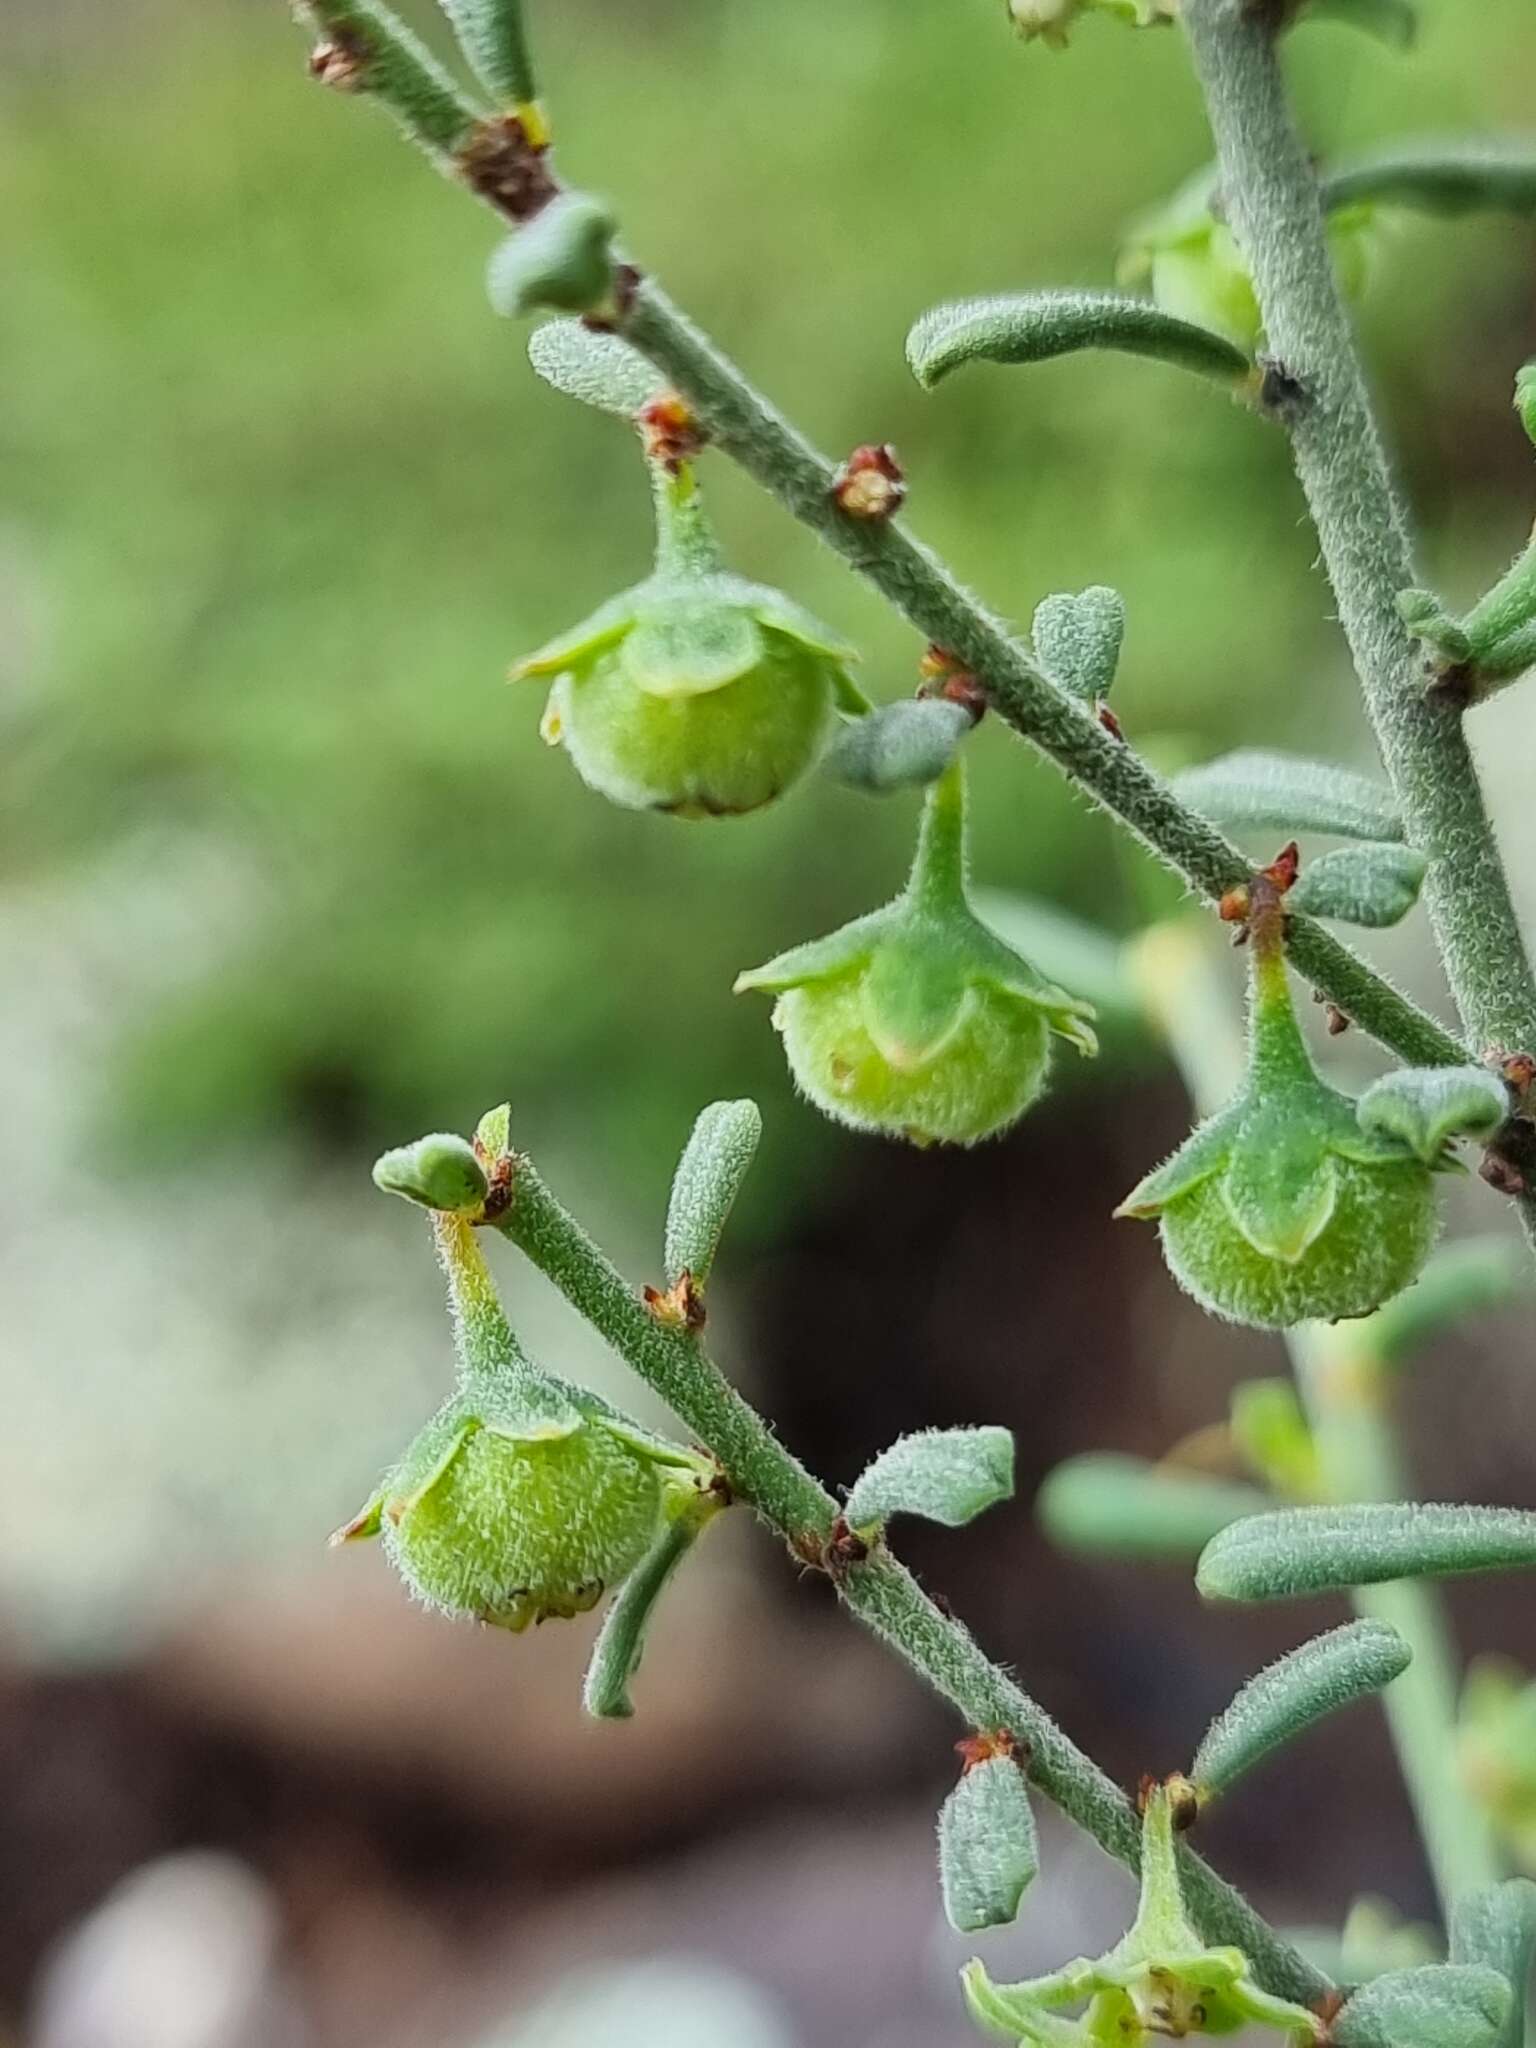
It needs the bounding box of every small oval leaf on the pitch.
[1334,1966,1512,2048]
[1190,1619,1411,1798]
[905,291,1253,392]
[1032,587,1127,703]
[1198,1503,1536,1604]
[938,1755,1040,1933]
[846,1426,1015,1535]
[436,0,537,105]
[1286,842,1427,928]
[1357,1065,1510,1163]
[528,317,669,418]
[1325,141,1536,219]
[1170,750,1404,841]
[487,195,617,321]
[664,1099,762,1291]
[1038,1454,1269,1563]
[1450,1881,1536,2048]
[582,1516,697,1720]
[824,698,973,793]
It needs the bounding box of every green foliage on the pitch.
[663,1098,762,1290]
[1285,844,1426,928]
[486,197,618,320]
[824,698,975,793]
[1333,1967,1511,2048]
[372,1130,489,1211]
[1170,752,1404,842]
[845,1426,1015,1535]
[1037,1454,1269,1562]
[436,0,538,108]
[1197,1504,1536,1604]
[1356,1065,1510,1164]
[938,1753,1040,1934]
[1032,587,1127,705]
[1449,1881,1536,2048]
[582,1511,703,1720]
[905,291,1254,391]
[528,319,668,417]
[1189,1621,1411,1800]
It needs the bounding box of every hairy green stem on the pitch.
[618,287,1461,1073]
[1179,0,1536,1216]
[1290,1325,1502,1915]
[493,1155,1329,2006]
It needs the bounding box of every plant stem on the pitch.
[492,1155,1330,2006]
[1289,1323,1502,1915]
[1178,0,1536,1195]
[617,285,1460,1073]
[1138,918,1500,1918]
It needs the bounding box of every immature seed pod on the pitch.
[515,465,859,817]
[735,761,1096,1146]
[373,1395,668,1630]
[1117,876,1437,1329]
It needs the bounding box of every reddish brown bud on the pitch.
[956,1727,1018,1774]
[1480,1148,1528,1197]
[1501,1052,1536,1097]
[308,37,366,90]
[1098,704,1125,741]
[637,393,706,471]
[642,1271,707,1334]
[1218,885,1251,926]
[1262,841,1301,893]
[832,443,907,522]
[1325,1005,1350,1036]
[457,114,558,223]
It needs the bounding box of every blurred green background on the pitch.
[4,1,1536,2043]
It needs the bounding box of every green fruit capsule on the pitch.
[1117,884,1437,1330]
[735,761,1096,1146]
[515,464,860,817]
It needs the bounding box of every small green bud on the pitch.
[1117,884,1437,1328]
[735,762,1095,1146]
[372,1132,489,1213]
[486,193,617,320]
[515,467,858,817]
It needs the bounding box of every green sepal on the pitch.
[1356,1065,1510,1164]
[1189,1619,1412,1800]
[724,575,860,667]
[1197,1502,1536,1604]
[1037,1454,1270,1563]
[1333,1967,1511,2048]
[1229,1380,1320,1499]
[1170,750,1404,842]
[733,907,891,997]
[1114,1105,1238,1218]
[512,587,639,678]
[663,1098,762,1291]
[485,194,618,321]
[1286,843,1427,928]
[859,934,976,1069]
[1032,586,1127,703]
[938,1754,1040,1934]
[845,1425,1015,1536]
[906,289,1254,391]
[1219,1101,1338,1262]
[475,1100,512,1161]
[1450,1882,1536,2048]
[372,1132,489,1212]
[527,319,669,420]
[620,583,766,698]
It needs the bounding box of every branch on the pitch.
[492,1152,1331,2008]
[1179,0,1536,1211]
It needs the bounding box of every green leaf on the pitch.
[372,1131,488,1212]
[474,1100,512,1160]
[845,1426,1015,1534]
[1357,1065,1510,1164]
[435,0,536,105]
[938,1754,1040,1933]
[1324,141,1536,219]
[1198,1503,1536,1604]
[1334,1967,1512,2048]
[486,195,617,320]
[1450,1882,1536,2048]
[905,291,1254,392]
[1286,842,1427,928]
[528,318,669,419]
[824,698,973,793]
[582,1515,698,1720]
[1037,1454,1269,1562]
[1032,587,1127,703]
[663,1099,762,1291]
[1190,1620,1411,1798]
[1170,750,1404,841]
[1367,1239,1529,1370]
[295,0,483,157]
[969,892,1142,1027]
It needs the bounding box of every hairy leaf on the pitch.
[1357,1065,1510,1163]
[529,318,669,417]
[436,0,537,106]
[1170,750,1404,841]
[1032,587,1127,703]
[1334,1967,1512,2048]
[846,1426,1015,1534]
[1324,141,1536,219]
[824,698,973,793]
[938,1755,1040,1933]
[1191,1619,1411,1797]
[905,291,1253,392]
[583,1516,697,1720]
[1286,843,1427,927]
[664,1099,762,1291]
[1450,1881,1536,2048]
[1198,1503,1536,1603]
